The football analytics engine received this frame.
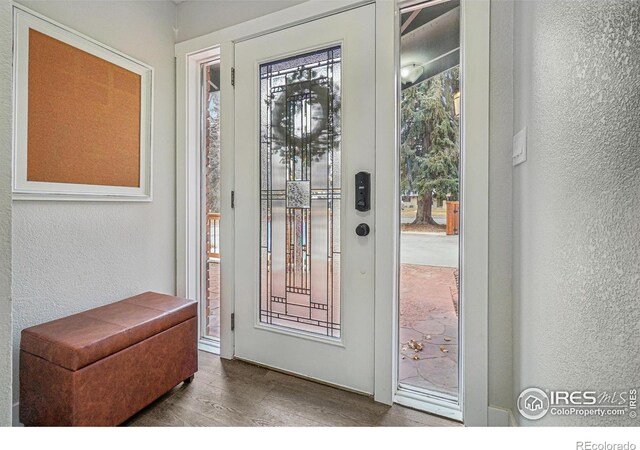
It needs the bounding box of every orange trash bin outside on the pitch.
[446,201,460,235]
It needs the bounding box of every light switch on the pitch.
[513,127,527,166]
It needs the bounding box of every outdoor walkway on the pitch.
[399,263,458,397]
[401,232,459,267]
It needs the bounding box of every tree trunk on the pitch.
[413,190,439,225]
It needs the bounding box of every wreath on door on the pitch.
[268,75,340,163]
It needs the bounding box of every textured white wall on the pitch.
[488,0,513,414]
[176,0,307,42]
[10,0,178,424]
[512,0,640,426]
[0,0,13,429]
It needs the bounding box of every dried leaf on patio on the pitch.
[402,355,406,359]
[402,346,407,352]
[444,337,452,342]
[439,346,449,353]
[424,335,432,340]
[408,339,424,351]
[411,354,420,360]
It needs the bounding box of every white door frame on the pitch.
[177,46,218,355]
[175,0,489,425]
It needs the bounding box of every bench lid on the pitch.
[20,292,197,371]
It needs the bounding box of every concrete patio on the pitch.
[399,263,458,397]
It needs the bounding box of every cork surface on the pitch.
[27,28,141,187]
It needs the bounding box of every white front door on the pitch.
[234,4,376,394]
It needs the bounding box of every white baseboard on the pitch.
[488,405,514,427]
[12,402,22,427]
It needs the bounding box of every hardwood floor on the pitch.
[123,351,461,427]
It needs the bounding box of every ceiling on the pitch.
[400,0,460,89]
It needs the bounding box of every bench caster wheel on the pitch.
[184,375,194,384]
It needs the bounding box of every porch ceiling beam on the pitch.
[400,9,420,34]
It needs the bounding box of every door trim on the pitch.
[458,0,490,426]
[175,0,490,425]
[372,0,398,407]
[176,46,218,354]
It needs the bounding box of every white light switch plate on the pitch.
[513,127,527,166]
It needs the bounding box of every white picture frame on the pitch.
[12,6,153,201]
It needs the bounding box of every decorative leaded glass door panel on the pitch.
[234,5,375,394]
[259,46,342,338]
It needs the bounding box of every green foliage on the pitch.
[401,66,460,201]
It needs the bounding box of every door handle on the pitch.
[356,223,370,236]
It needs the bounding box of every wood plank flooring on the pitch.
[123,351,461,427]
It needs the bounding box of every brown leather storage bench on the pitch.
[19,292,198,426]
